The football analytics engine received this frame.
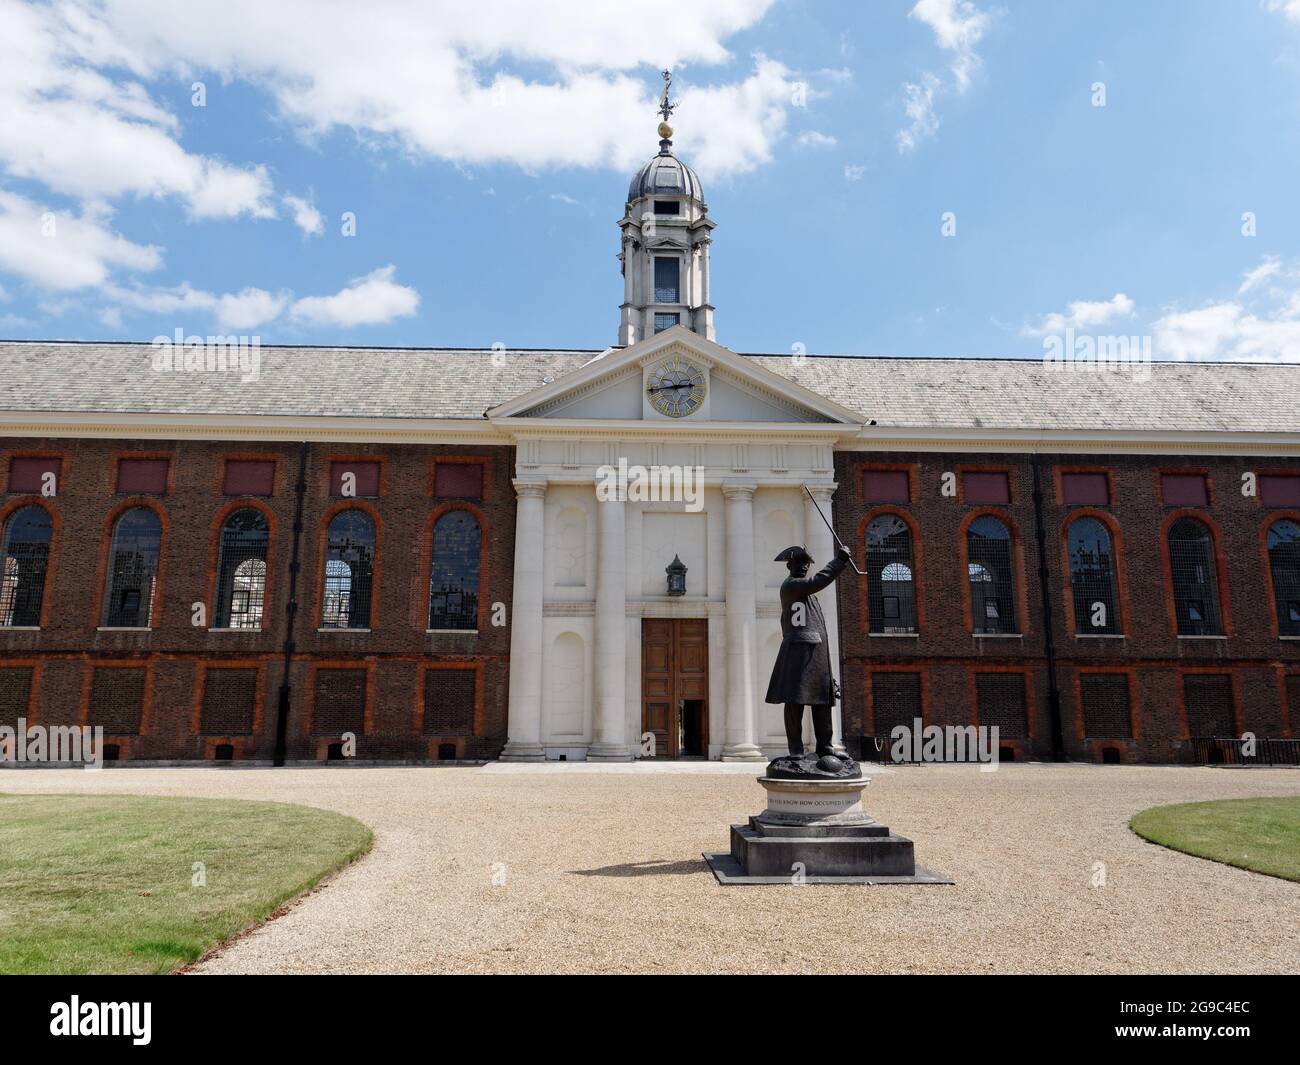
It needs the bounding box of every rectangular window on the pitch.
[975,673,1028,739]
[1287,676,1300,736]
[1080,673,1132,738]
[434,462,483,500]
[312,668,367,735]
[330,461,380,498]
[7,457,61,494]
[654,257,680,303]
[223,460,275,496]
[116,458,169,495]
[1259,474,1300,507]
[1183,674,1234,736]
[1061,472,1110,506]
[963,471,1010,505]
[199,668,258,735]
[87,667,146,735]
[653,200,678,216]
[870,672,922,739]
[423,669,476,735]
[0,666,34,718]
[653,312,680,334]
[1161,473,1208,506]
[863,470,910,504]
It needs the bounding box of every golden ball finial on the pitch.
[658,121,673,139]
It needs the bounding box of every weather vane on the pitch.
[658,69,675,122]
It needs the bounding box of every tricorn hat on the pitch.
[774,545,813,564]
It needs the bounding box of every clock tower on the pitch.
[618,71,716,346]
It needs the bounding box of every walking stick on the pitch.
[801,484,864,575]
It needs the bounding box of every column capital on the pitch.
[513,478,548,499]
[721,480,757,501]
[804,482,838,503]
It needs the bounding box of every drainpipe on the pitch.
[1030,453,1067,761]
[273,441,310,766]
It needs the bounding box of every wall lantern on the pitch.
[665,554,688,597]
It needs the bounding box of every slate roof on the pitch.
[0,340,1297,434]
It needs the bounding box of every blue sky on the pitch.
[3,0,1300,360]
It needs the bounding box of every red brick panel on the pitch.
[7,457,61,494]
[330,461,381,498]
[223,460,275,496]
[116,458,169,494]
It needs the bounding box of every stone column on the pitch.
[722,482,765,761]
[588,492,631,761]
[804,483,846,752]
[501,479,547,761]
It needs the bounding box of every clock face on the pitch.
[647,357,706,418]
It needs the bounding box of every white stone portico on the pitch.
[495,327,864,762]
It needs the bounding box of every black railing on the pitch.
[1191,736,1300,766]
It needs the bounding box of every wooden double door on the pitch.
[641,619,709,759]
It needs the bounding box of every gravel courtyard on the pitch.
[3,762,1297,974]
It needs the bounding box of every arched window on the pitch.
[214,509,269,629]
[0,506,52,627]
[429,510,480,631]
[967,515,1016,634]
[1168,517,1222,635]
[866,515,916,633]
[1067,517,1120,635]
[322,510,375,629]
[1266,518,1300,636]
[102,507,162,628]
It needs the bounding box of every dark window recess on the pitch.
[102,507,162,628]
[434,463,483,500]
[1183,674,1235,737]
[975,673,1029,739]
[1161,473,1208,506]
[1101,746,1122,764]
[1168,517,1222,635]
[102,744,120,761]
[214,509,269,629]
[653,200,678,216]
[199,668,258,735]
[313,669,367,736]
[967,515,1017,635]
[87,668,146,735]
[866,516,916,634]
[0,505,52,627]
[653,312,680,334]
[1061,472,1110,506]
[322,510,376,630]
[116,458,169,495]
[653,256,680,303]
[963,471,1010,505]
[862,470,910,504]
[870,672,922,739]
[437,743,458,760]
[6,457,61,494]
[0,666,33,717]
[429,511,480,630]
[1267,519,1300,637]
[213,743,234,761]
[1287,676,1300,736]
[423,669,477,735]
[1068,516,1121,635]
[1260,474,1300,507]
[222,460,275,496]
[329,461,381,498]
[1080,673,1132,738]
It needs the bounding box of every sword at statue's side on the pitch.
[801,484,864,575]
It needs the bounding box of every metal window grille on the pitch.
[88,667,145,734]
[1183,674,1234,736]
[967,516,1016,634]
[214,509,269,629]
[653,312,680,334]
[1068,517,1120,635]
[1080,673,1132,738]
[102,507,162,628]
[199,668,258,735]
[0,506,52,627]
[429,511,480,630]
[321,510,375,629]
[653,257,680,303]
[866,516,916,633]
[871,672,922,737]
[0,666,33,718]
[423,669,476,735]
[313,668,367,735]
[1168,518,1222,635]
[1288,676,1300,735]
[1267,519,1300,637]
[975,673,1028,738]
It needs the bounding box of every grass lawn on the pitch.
[1130,796,1300,883]
[0,793,372,974]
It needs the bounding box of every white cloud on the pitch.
[550,193,581,207]
[289,265,420,328]
[101,280,290,330]
[1263,1,1300,24]
[1153,258,1300,361]
[1021,293,1136,337]
[843,164,866,182]
[795,130,837,148]
[1238,255,1282,294]
[897,74,940,153]
[897,1,992,151]
[282,194,324,237]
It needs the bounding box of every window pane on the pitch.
[1267,519,1300,636]
[0,506,52,627]
[322,510,375,629]
[967,516,1016,634]
[1168,518,1221,635]
[103,507,162,627]
[1068,517,1120,635]
[654,257,680,303]
[866,516,916,633]
[429,511,480,630]
[215,509,269,629]
[653,312,679,334]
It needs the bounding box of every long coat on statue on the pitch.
[765,554,847,707]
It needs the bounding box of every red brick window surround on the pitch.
[423,668,476,735]
[7,457,61,494]
[117,458,169,495]
[1161,473,1208,507]
[1061,472,1109,506]
[223,460,275,496]
[434,463,483,500]
[87,667,146,735]
[963,471,1009,505]
[862,470,910,504]
[330,461,380,498]
[1260,474,1300,508]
